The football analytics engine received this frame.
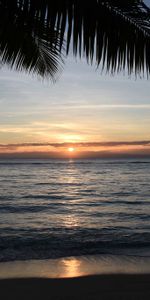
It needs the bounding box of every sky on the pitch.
[1,0,150,160]
[0,52,150,159]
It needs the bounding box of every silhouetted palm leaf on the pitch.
[0,0,63,79]
[1,0,150,77]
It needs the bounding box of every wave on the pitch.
[1,233,150,262]
[0,158,150,263]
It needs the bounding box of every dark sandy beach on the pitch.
[1,274,150,300]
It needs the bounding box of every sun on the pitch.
[68,147,75,152]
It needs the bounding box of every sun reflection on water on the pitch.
[59,257,83,278]
[63,214,79,228]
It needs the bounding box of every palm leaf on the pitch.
[1,0,150,77]
[0,0,63,79]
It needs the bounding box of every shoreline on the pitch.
[1,255,150,299]
[1,254,150,279]
[1,274,150,300]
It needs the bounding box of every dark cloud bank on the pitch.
[0,141,150,159]
[0,140,150,149]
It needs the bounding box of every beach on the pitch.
[0,256,150,299]
[1,274,150,300]
[1,0,150,298]
[1,159,150,299]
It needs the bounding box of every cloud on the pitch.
[0,140,150,150]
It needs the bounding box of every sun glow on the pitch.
[68,147,75,152]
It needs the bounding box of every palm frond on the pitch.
[1,0,150,77]
[0,0,63,79]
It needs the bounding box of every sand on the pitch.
[1,274,150,300]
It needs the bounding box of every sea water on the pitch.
[0,159,150,263]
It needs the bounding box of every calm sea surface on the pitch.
[0,159,150,262]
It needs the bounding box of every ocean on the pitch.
[0,158,150,263]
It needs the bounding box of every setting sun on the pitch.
[68,147,75,152]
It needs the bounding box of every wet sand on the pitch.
[1,274,150,300]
